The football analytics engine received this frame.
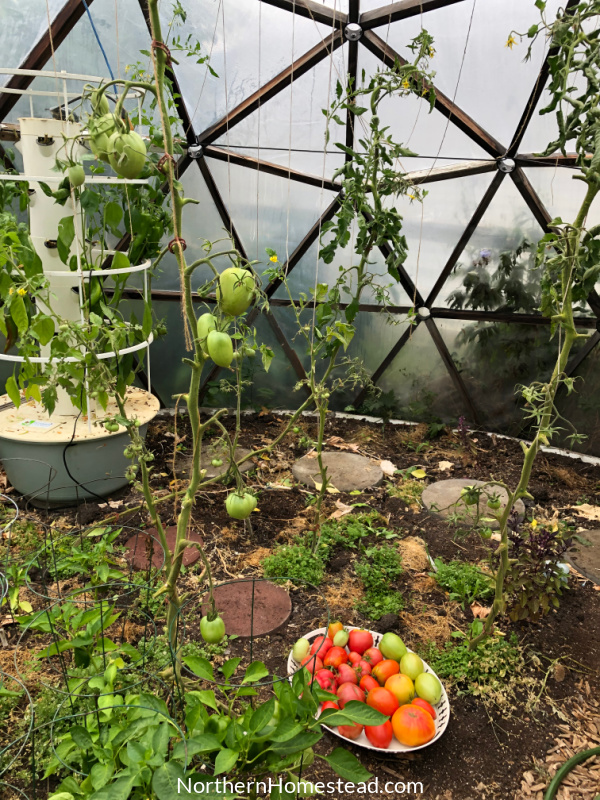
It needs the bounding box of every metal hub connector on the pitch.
[345,23,362,41]
[497,157,516,173]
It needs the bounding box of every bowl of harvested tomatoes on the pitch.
[287,624,450,753]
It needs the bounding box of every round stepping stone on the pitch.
[124,527,204,570]
[176,447,254,481]
[422,478,525,529]
[292,452,383,492]
[201,580,292,637]
[566,529,600,584]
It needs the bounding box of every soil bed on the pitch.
[1,412,600,800]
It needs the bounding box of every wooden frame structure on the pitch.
[1,0,597,429]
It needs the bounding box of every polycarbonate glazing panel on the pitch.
[377,321,468,422]
[153,161,235,292]
[385,0,563,148]
[168,0,335,137]
[440,175,546,306]
[555,343,600,456]
[208,156,339,265]
[271,216,414,305]
[214,44,348,178]
[0,0,64,86]
[3,0,152,123]
[519,70,588,155]
[357,47,490,165]
[523,167,600,230]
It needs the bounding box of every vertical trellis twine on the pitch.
[149,40,193,350]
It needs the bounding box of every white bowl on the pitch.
[287,626,450,753]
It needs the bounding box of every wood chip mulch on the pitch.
[517,682,600,800]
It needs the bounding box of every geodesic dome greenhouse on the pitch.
[1,0,600,449]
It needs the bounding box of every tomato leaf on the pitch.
[10,294,28,334]
[5,375,20,407]
[323,746,373,783]
[213,747,239,776]
[242,661,268,685]
[182,656,213,681]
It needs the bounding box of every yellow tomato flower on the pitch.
[408,193,416,200]
[402,79,410,90]
[530,519,538,529]
[505,35,517,50]
[428,47,435,58]
[8,287,14,295]
[269,255,278,263]
[17,287,27,296]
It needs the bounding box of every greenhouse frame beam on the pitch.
[257,0,347,29]
[195,31,344,146]
[430,308,597,328]
[407,160,496,185]
[345,0,360,158]
[352,321,420,409]
[0,0,95,122]
[425,316,480,424]
[203,146,342,192]
[362,30,505,158]
[510,166,552,230]
[360,0,467,30]
[426,171,506,307]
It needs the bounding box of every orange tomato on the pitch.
[359,674,379,693]
[385,673,415,705]
[391,704,436,747]
[372,659,400,686]
[327,621,344,640]
[366,686,400,717]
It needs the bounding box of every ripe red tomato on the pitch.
[336,682,365,708]
[327,621,344,640]
[338,722,363,740]
[320,701,339,712]
[310,635,333,659]
[412,697,436,720]
[366,686,400,717]
[324,646,348,669]
[300,654,323,674]
[314,669,337,691]
[365,719,393,749]
[372,659,400,686]
[355,659,372,677]
[392,704,436,747]
[359,675,379,693]
[347,651,362,665]
[363,647,384,666]
[348,629,374,655]
[335,663,358,687]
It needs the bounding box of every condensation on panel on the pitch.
[555,342,600,456]
[208,156,339,266]
[174,0,337,138]
[4,0,152,124]
[376,321,468,423]
[440,175,546,307]
[0,0,64,86]
[434,317,594,435]
[213,44,349,179]
[385,0,563,149]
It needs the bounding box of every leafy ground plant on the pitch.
[431,558,495,609]
[355,545,404,620]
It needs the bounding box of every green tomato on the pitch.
[487,498,502,510]
[211,458,223,467]
[88,113,117,162]
[216,267,255,316]
[415,672,442,705]
[108,130,147,179]
[197,312,217,342]
[200,614,226,644]
[225,492,256,520]
[379,632,407,661]
[206,714,229,738]
[68,164,85,187]
[207,330,234,368]
[461,487,479,506]
[104,421,119,433]
[241,346,255,357]
[91,88,110,115]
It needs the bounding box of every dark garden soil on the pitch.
[2,411,600,800]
